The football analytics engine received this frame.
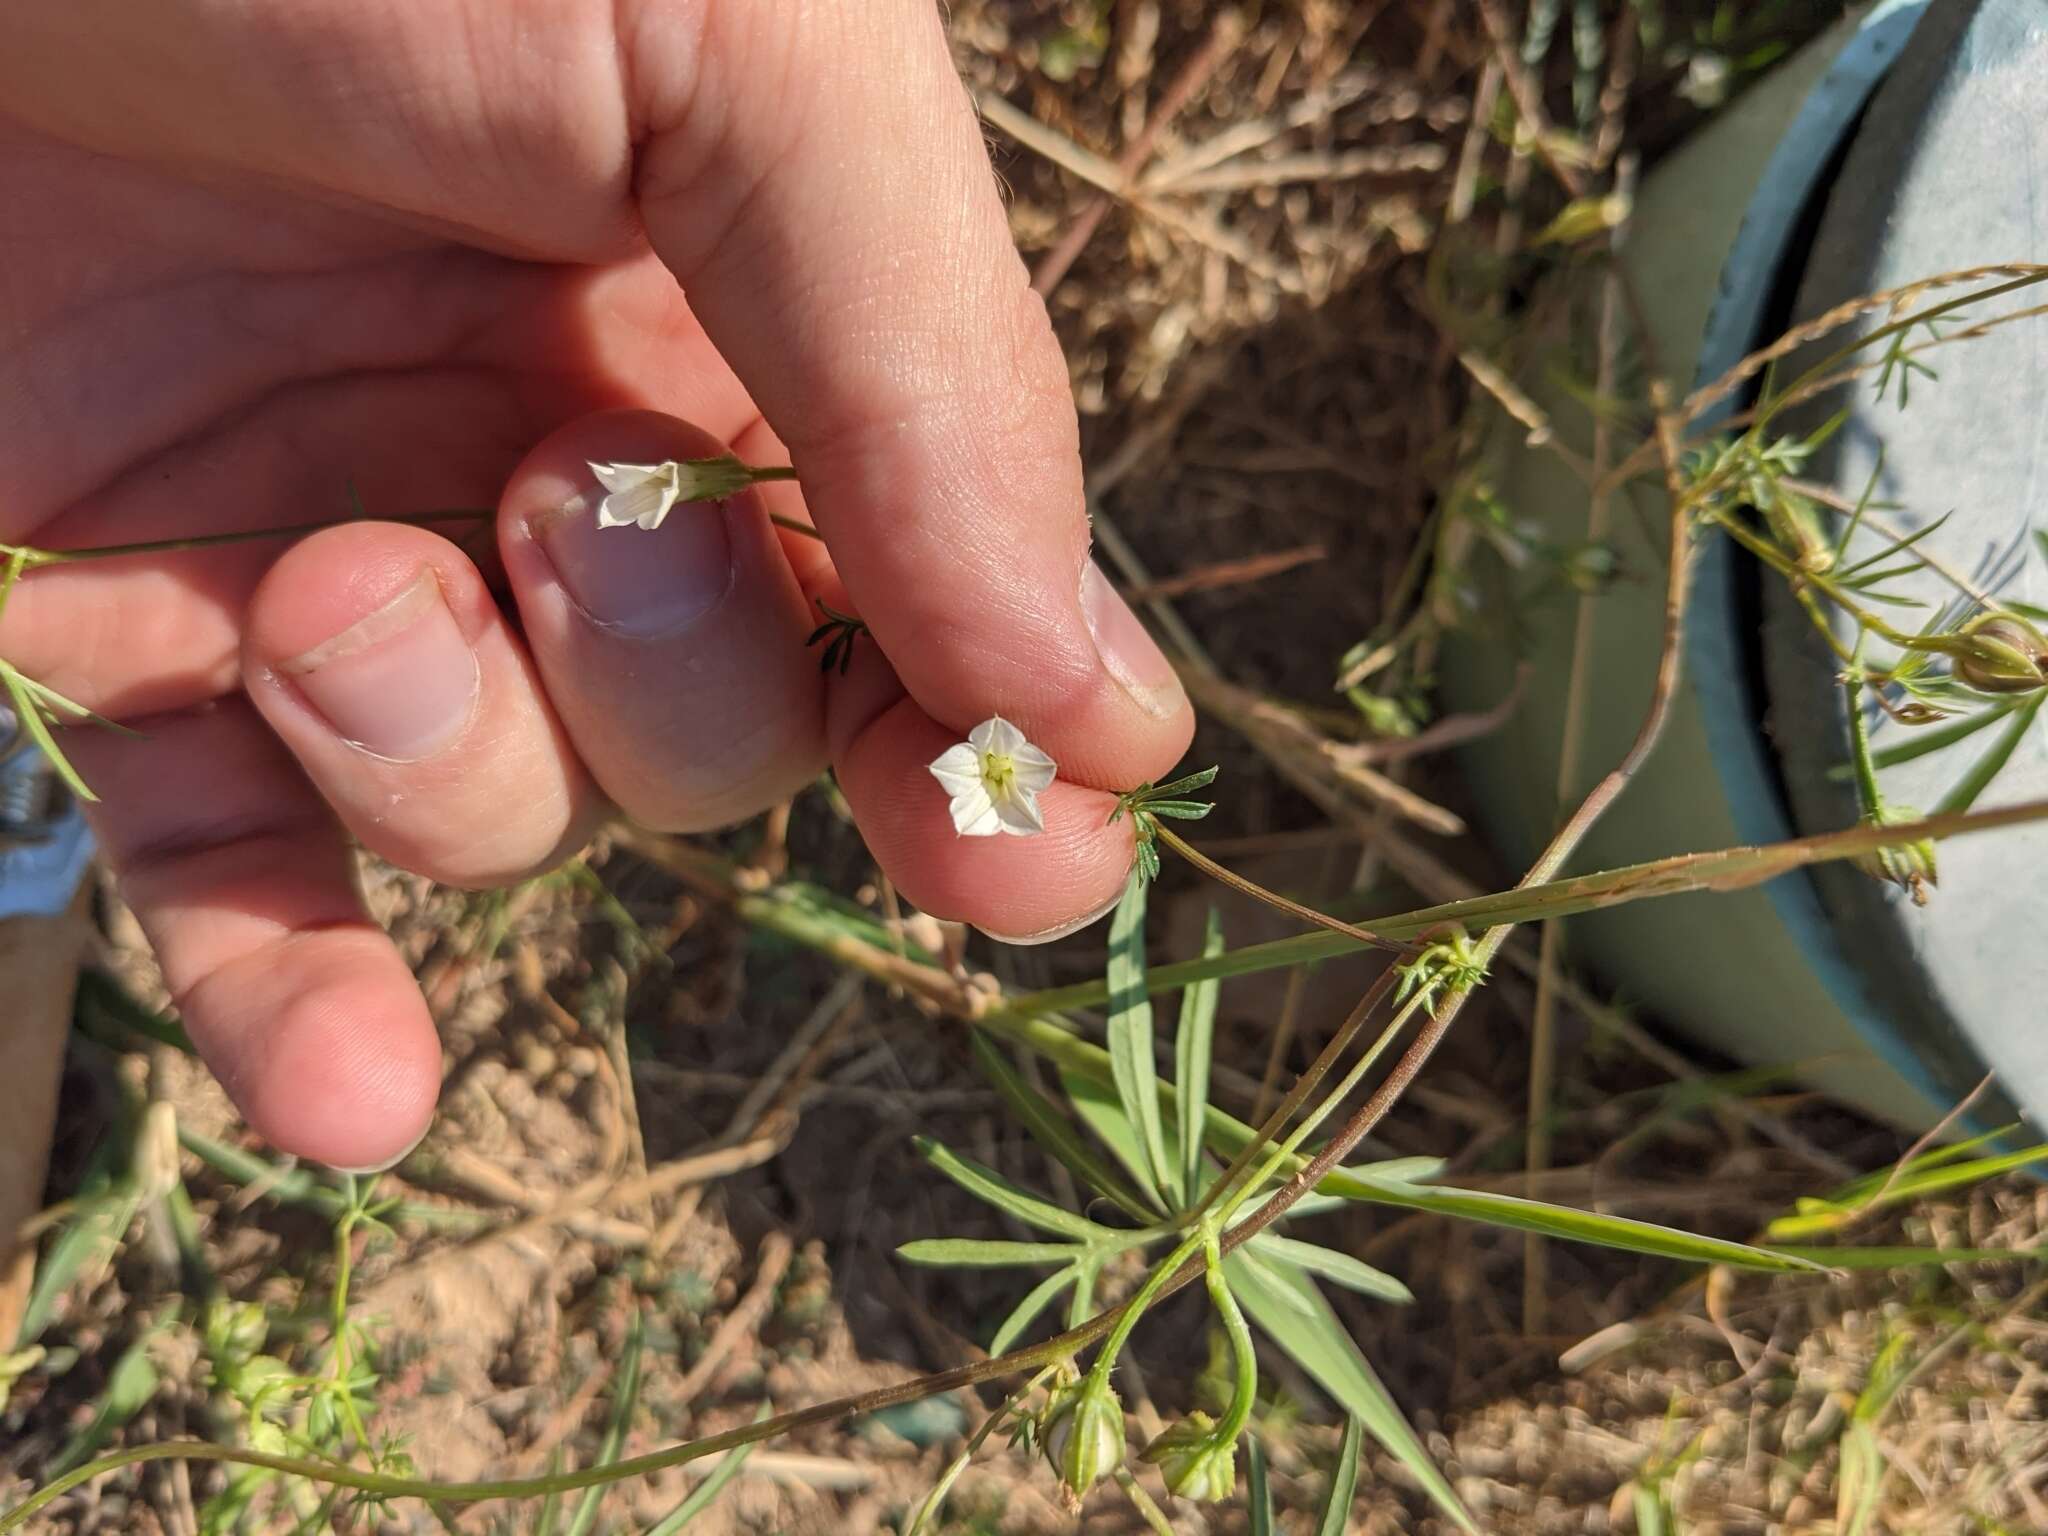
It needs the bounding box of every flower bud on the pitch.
[1952,616,2048,694]
[1140,1412,1239,1502]
[1041,1377,1125,1499]
[1852,803,1937,906]
[1763,488,1835,574]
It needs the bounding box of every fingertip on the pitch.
[836,697,1137,938]
[242,521,598,885]
[184,930,442,1171]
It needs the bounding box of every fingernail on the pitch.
[976,884,1128,946]
[535,491,736,636]
[281,572,479,762]
[1081,560,1184,720]
[324,1124,429,1176]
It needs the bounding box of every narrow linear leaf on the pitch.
[1067,1257,1101,1331]
[911,1137,1110,1242]
[1059,1066,1166,1213]
[988,1014,1824,1272]
[566,1311,645,1536]
[989,1267,1077,1355]
[1229,1242,1320,1323]
[1768,1143,2048,1239]
[49,1328,163,1476]
[1247,1234,1414,1305]
[1248,1437,1274,1536]
[0,666,96,803]
[1176,910,1224,1201]
[643,1407,768,1535]
[17,1185,136,1348]
[1820,1125,2016,1205]
[1226,1251,1476,1533]
[1314,1414,1364,1536]
[1936,692,2046,815]
[1338,1176,1828,1272]
[1106,873,1175,1203]
[896,1239,1085,1269]
[970,1035,1152,1221]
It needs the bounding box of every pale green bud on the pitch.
[1140,1412,1239,1502]
[1952,615,2048,694]
[1042,1377,1125,1498]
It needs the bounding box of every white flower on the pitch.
[589,455,765,531]
[590,461,683,530]
[928,716,1057,837]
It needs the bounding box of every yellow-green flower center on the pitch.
[980,750,1017,797]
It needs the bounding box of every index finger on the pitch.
[626,0,1194,790]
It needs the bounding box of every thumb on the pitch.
[625,0,1195,793]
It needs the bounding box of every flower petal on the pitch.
[968,717,999,753]
[980,716,1026,756]
[1011,743,1058,792]
[950,787,1003,837]
[589,461,666,494]
[597,478,678,532]
[993,786,1045,836]
[928,743,984,798]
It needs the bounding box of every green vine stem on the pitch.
[1152,824,1402,953]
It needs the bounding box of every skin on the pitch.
[0,0,1194,1170]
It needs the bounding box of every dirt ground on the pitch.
[7,3,2048,1534]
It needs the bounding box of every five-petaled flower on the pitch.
[928,717,1057,837]
[589,456,765,531]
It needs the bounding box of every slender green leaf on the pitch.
[1067,1257,1101,1330]
[1106,874,1174,1203]
[1248,1437,1274,1536]
[1768,1143,2048,1239]
[1348,1156,1449,1184]
[990,1268,1077,1354]
[1226,1251,1476,1533]
[1229,1242,1320,1322]
[969,1035,1152,1221]
[1176,911,1224,1201]
[1059,1067,1165,1213]
[643,1409,767,1535]
[911,1137,1111,1242]
[16,1186,136,1347]
[896,1239,1086,1269]
[1337,1175,1827,1272]
[989,1013,1824,1271]
[1836,703,2014,777]
[531,1457,562,1533]
[1247,1234,1413,1305]
[1824,1126,2016,1204]
[1937,693,2046,815]
[0,664,95,803]
[49,1328,162,1476]
[565,1311,645,1536]
[73,970,197,1055]
[1314,1415,1364,1536]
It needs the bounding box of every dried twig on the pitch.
[1031,10,1244,296]
[675,1233,795,1410]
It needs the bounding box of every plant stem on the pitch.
[1154,825,1403,954]
[1202,1230,1257,1441]
[0,511,493,568]
[1083,1231,1205,1394]
[1228,383,1701,1251]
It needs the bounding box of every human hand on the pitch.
[0,1,1194,1170]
